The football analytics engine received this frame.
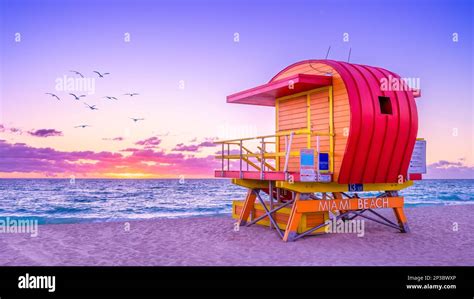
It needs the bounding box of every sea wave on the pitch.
[0,179,472,224]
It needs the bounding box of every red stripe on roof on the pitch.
[227,73,332,106]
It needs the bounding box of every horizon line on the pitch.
[0,177,471,180]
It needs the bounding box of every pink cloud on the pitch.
[103,137,124,141]
[135,136,161,148]
[9,127,23,135]
[0,139,218,177]
[173,143,200,152]
[429,160,462,168]
[198,140,217,147]
[121,148,140,152]
[0,124,32,136]
[425,160,474,179]
[28,129,63,138]
[215,149,241,155]
[173,137,217,152]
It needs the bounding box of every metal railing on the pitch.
[215,129,333,180]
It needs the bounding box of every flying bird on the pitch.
[70,70,84,78]
[69,93,86,100]
[124,93,139,97]
[74,124,90,128]
[104,96,118,100]
[84,103,98,110]
[45,93,61,101]
[130,117,145,123]
[93,71,110,78]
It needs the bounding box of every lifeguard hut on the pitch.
[215,59,426,241]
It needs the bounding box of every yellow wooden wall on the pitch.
[274,62,350,181]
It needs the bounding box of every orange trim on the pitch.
[283,193,301,241]
[393,207,407,224]
[296,196,404,213]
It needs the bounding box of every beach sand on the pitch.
[1,205,473,266]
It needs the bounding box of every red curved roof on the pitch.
[271,60,418,184]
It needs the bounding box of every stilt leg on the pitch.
[238,189,257,226]
[332,192,348,220]
[283,193,301,242]
[269,181,274,229]
[393,207,410,233]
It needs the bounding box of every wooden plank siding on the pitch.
[274,63,350,181]
[310,90,330,164]
[277,95,308,171]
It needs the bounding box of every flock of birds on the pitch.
[45,70,145,129]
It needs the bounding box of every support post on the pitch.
[227,143,230,171]
[239,140,243,179]
[316,135,320,180]
[238,189,257,226]
[284,132,294,180]
[393,207,410,233]
[260,137,265,180]
[283,193,302,242]
[246,147,249,171]
[328,85,334,173]
[269,181,274,229]
[332,192,347,220]
[388,190,410,233]
[221,144,224,176]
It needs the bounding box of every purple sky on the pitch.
[0,0,472,178]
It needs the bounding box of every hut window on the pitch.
[378,96,392,115]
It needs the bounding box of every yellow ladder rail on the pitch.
[243,145,276,171]
[242,156,261,171]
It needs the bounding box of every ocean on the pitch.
[0,179,472,224]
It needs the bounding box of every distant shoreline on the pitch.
[0,178,472,180]
[0,177,220,180]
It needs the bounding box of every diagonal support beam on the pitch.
[343,209,403,231]
[347,209,366,220]
[367,209,399,227]
[293,210,354,241]
[245,199,295,227]
[355,213,401,230]
[254,191,284,239]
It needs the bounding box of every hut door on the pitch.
[310,89,330,165]
[277,94,310,172]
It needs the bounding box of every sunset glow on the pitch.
[0,0,472,179]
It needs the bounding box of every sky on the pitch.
[0,0,472,178]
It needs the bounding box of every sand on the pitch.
[0,205,473,266]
